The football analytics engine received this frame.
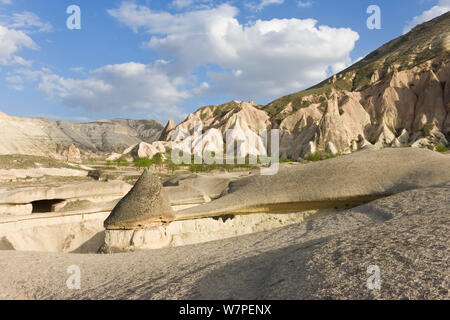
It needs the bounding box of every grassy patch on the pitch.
[306,151,343,162]
[436,145,449,153]
[0,155,74,170]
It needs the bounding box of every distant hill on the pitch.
[0,112,163,159]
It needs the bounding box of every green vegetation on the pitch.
[338,96,350,107]
[107,156,130,167]
[212,101,240,118]
[436,145,449,153]
[133,157,152,169]
[306,151,343,162]
[0,155,73,170]
[423,123,434,136]
[151,153,163,167]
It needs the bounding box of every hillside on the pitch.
[160,12,450,160]
[0,112,164,160]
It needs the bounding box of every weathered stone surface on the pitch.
[103,210,324,252]
[0,211,108,253]
[177,148,450,219]
[0,168,87,181]
[158,119,176,141]
[0,181,131,205]
[104,170,175,230]
[164,173,231,201]
[313,95,351,153]
[63,144,81,162]
[0,114,163,159]
[0,183,448,299]
[0,204,32,216]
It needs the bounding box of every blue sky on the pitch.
[0,0,448,123]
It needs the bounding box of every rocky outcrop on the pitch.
[160,101,271,158]
[311,95,351,155]
[2,183,447,299]
[0,114,164,159]
[0,180,131,216]
[177,148,450,219]
[104,170,175,230]
[158,119,176,141]
[160,13,450,158]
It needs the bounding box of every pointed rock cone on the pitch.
[104,169,175,230]
[158,119,176,141]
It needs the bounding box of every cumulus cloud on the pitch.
[403,0,450,33]
[0,25,37,65]
[14,63,197,121]
[109,2,359,101]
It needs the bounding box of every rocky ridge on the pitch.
[159,13,450,159]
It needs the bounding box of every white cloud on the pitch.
[170,0,213,10]
[403,0,450,33]
[21,62,196,121]
[298,1,312,8]
[109,2,359,101]
[1,11,53,33]
[70,66,85,73]
[0,25,37,65]
[171,0,194,9]
[0,0,12,4]
[247,0,284,11]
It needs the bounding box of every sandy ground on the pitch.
[0,183,448,300]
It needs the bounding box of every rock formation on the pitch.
[177,148,450,219]
[104,169,175,230]
[159,12,450,159]
[158,119,176,141]
[0,114,164,159]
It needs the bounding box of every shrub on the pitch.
[307,151,343,162]
[151,153,163,167]
[307,152,321,162]
[436,145,449,153]
[423,123,434,136]
[88,170,102,181]
[134,157,152,168]
[113,156,130,167]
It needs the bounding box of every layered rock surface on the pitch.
[177,148,450,218]
[0,113,163,159]
[158,13,450,159]
[0,183,448,299]
[104,170,175,230]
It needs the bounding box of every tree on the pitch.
[152,153,163,171]
[134,157,152,169]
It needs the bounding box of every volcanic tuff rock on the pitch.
[0,113,164,159]
[104,169,175,230]
[160,13,450,159]
[161,101,272,157]
[1,183,448,299]
[177,148,450,219]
